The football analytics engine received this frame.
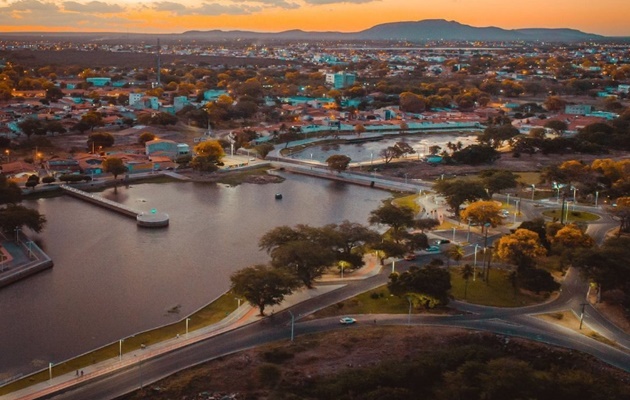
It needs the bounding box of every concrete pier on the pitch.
[60,185,169,228]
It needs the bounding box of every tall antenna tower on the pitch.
[156,38,161,87]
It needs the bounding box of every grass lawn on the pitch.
[542,209,600,222]
[392,194,421,213]
[0,292,238,396]
[451,266,547,307]
[312,286,428,318]
[314,266,549,320]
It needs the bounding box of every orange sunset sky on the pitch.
[0,0,629,36]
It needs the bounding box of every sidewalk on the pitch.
[4,253,382,400]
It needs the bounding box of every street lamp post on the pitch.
[288,310,295,342]
[473,244,479,280]
[14,226,20,243]
[49,362,53,383]
[119,339,123,361]
[466,218,471,242]
[185,317,191,338]
[595,191,599,207]
[407,297,412,325]
[370,152,373,166]
[571,186,578,203]
[506,193,510,206]
[452,227,456,243]
[404,173,408,185]
[391,260,396,274]
[531,184,535,201]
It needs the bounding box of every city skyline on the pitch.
[0,0,629,37]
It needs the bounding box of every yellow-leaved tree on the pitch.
[495,228,547,270]
[460,200,503,227]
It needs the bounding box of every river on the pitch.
[0,172,392,379]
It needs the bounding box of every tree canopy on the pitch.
[388,264,451,308]
[495,229,547,269]
[434,179,489,217]
[326,155,351,173]
[460,200,503,228]
[230,264,298,316]
[369,202,416,242]
[102,157,127,179]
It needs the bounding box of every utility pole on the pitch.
[579,303,588,330]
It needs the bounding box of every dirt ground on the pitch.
[372,149,630,182]
[117,326,630,400]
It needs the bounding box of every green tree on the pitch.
[87,132,115,150]
[368,202,416,242]
[18,119,45,140]
[25,174,39,190]
[103,157,127,180]
[0,175,23,205]
[460,264,474,299]
[388,264,451,307]
[0,204,46,236]
[259,225,336,288]
[415,218,440,233]
[138,132,156,145]
[254,143,274,160]
[480,170,519,195]
[434,179,488,217]
[42,176,56,185]
[444,244,464,267]
[80,110,104,131]
[230,264,298,316]
[326,155,351,173]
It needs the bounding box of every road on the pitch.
[10,163,629,400]
[31,255,630,400]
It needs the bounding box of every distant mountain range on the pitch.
[182,19,604,42]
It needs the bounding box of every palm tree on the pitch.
[445,244,464,268]
[461,264,474,300]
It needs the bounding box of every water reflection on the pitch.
[0,173,391,377]
[293,132,479,162]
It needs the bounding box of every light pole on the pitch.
[452,227,456,242]
[565,201,571,222]
[391,260,396,274]
[531,184,535,201]
[288,310,295,342]
[506,193,510,206]
[473,244,479,281]
[579,303,587,330]
[407,297,412,325]
[571,185,578,203]
[49,362,53,383]
[185,317,191,338]
[466,218,472,242]
[235,297,242,308]
[14,226,20,243]
[370,152,373,166]
[595,191,599,207]
[404,173,408,185]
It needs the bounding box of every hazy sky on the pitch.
[0,0,628,36]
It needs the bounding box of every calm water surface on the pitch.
[0,172,391,378]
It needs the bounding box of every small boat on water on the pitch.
[275,193,283,200]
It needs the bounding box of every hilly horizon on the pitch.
[182,19,607,42]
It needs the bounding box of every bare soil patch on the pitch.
[116,326,630,400]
